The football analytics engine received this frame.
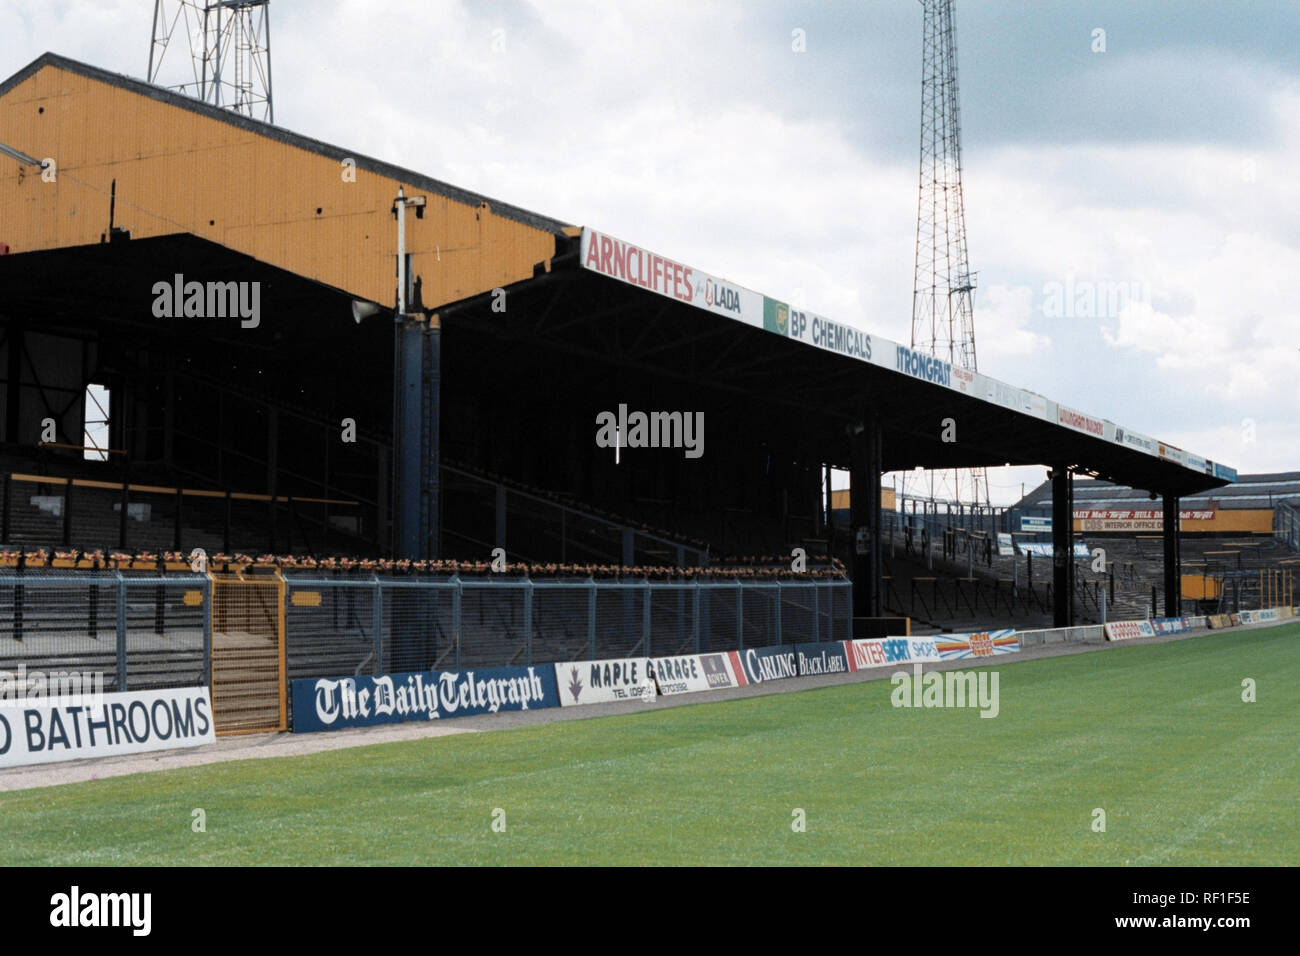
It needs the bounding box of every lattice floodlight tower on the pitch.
[147,0,274,123]
[909,0,987,510]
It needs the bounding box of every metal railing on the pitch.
[281,574,851,678]
[441,465,709,567]
[2,569,851,708]
[0,470,360,555]
[0,570,210,692]
[1276,499,1300,552]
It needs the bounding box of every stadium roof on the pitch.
[572,228,1237,496]
[1014,472,1300,511]
[0,53,1238,498]
[0,53,571,311]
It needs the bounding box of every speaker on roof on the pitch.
[351,300,382,324]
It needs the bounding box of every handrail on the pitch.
[37,441,127,456]
[8,471,359,507]
[171,427,374,508]
[443,462,707,558]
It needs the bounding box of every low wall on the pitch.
[1017,624,1105,646]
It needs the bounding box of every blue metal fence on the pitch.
[281,574,853,678]
[0,570,211,692]
[1,572,853,694]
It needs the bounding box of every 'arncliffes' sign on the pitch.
[581,229,763,327]
[0,686,215,768]
[292,666,559,732]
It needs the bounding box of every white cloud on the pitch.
[972,284,1051,367]
[958,117,1300,462]
[1163,420,1299,476]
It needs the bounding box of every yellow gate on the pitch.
[210,571,286,734]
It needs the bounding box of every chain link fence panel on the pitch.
[122,573,207,690]
[383,580,457,673]
[459,580,528,667]
[778,583,817,645]
[700,584,741,652]
[0,570,124,692]
[593,583,648,658]
[0,572,854,727]
[648,583,696,656]
[739,584,779,649]
[284,577,376,681]
[530,582,594,665]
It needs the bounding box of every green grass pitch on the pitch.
[2,624,1297,865]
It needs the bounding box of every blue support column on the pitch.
[391,314,439,672]
[1163,494,1181,618]
[850,410,883,622]
[642,581,652,658]
[523,576,534,666]
[587,578,597,659]
[1051,465,1074,628]
[202,575,212,686]
[774,583,783,645]
[451,575,463,668]
[495,485,506,552]
[812,583,820,643]
[393,316,424,559]
[372,575,384,674]
[115,572,127,691]
[392,314,440,561]
[692,583,701,653]
[736,586,744,650]
[423,317,441,559]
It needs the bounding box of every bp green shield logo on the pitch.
[763,297,789,335]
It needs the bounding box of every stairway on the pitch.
[211,630,281,733]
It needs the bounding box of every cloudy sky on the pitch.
[3,0,1297,504]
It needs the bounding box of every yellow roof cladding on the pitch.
[0,53,570,309]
